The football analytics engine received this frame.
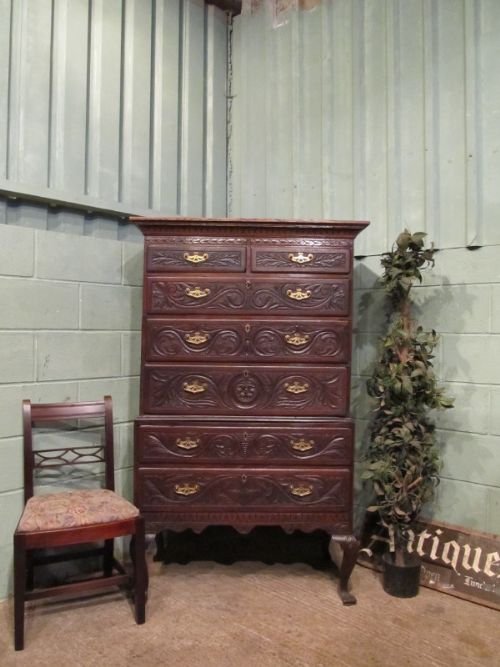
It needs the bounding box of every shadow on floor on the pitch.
[157,526,332,571]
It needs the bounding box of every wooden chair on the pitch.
[13,396,146,651]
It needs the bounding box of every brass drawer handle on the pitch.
[290,438,315,452]
[286,288,311,301]
[288,252,314,265]
[186,286,211,299]
[174,482,200,496]
[185,331,210,345]
[176,436,200,450]
[183,380,207,394]
[184,252,208,264]
[290,484,313,497]
[284,333,310,347]
[285,381,309,394]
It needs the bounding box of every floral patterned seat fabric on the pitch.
[17,489,139,532]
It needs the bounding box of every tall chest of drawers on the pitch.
[132,217,368,603]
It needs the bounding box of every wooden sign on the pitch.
[360,519,500,610]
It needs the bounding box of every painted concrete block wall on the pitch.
[231,2,500,536]
[0,223,144,600]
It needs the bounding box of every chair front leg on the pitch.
[14,534,26,651]
[132,517,146,624]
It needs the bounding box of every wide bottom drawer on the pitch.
[137,467,351,511]
[136,421,353,466]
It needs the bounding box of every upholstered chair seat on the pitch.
[17,489,139,533]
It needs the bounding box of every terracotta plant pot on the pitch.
[382,551,421,598]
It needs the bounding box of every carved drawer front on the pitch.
[136,423,353,465]
[146,277,350,316]
[146,244,246,272]
[251,245,351,274]
[137,467,351,511]
[143,364,349,416]
[144,317,351,363]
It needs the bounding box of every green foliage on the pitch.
[380,230,435,309]
[363,230,453,552]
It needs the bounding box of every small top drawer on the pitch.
[147,244,246,273]
[251,245,351,274]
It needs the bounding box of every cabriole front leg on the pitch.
[329,534,359,605]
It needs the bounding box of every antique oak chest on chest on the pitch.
[132,217,368,603]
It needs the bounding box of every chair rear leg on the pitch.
[103,539,114,577]
[26,550,34,591]
[132,517,146,624]
[14,534,26,651]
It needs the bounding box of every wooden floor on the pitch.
[1,531,499,666]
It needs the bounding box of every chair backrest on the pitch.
[22,396,115,504]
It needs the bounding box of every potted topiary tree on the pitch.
[362,230,454,597]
